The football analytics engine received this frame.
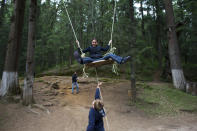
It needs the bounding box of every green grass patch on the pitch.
[37,79,44,83]
[135,82,197,116]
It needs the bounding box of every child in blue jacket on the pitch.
[72,72,79,94]
[87,83,105,131]
[74,39,130,64]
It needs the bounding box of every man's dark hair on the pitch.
[92,38,97,42]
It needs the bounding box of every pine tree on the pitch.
[0,0,26,96]
[23,0,37,105]
[163,0,186,90]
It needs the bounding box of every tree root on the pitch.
[32,104,50,114]
[27,106,40,115]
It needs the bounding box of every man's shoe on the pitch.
[120,56,131,64]
[74,51,83,64]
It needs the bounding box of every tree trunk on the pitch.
[91,0,95,36]
[191,0,197,47]
[146,1,151,17]
[140,0,145,37]
[152,4,156,20]
[79,21,83,48]
[100,0,104,47]
[129,0,136,102]
[163,0,186,90]
[68,40,73,67]
[155,0,163,69]
[0,0,5,26]
[86,24,89,48]
[23,0,37,105]
[0,0,26,96]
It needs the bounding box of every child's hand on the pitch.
[97,82,102,88]
[92,100,95,108]
[76,40,80,47]
[108,40,112,46]
[98,82,102,86]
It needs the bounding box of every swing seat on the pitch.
[86,59,114,68]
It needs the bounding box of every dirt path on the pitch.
[0,76,197,131]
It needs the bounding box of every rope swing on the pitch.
[64,1,119,131]
[64,0,118,75]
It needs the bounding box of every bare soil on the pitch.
[0,76,197,131]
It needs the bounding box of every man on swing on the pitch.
[74,39,130,65]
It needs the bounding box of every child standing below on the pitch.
[87,82,105,131]
[72,72,79,94]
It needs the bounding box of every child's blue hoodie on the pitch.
[87,88,105,131]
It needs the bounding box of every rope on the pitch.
[110,0,117,49]
[112,63,119,75]
[64,3,85,56]
[64,3,88,78]
[105,0,117,55]
[104,0,118,75]
[64,1,118,77]
[95,68,99,84]
[64,5,77,44]
[95,68,110,131]
[82,65,89,78]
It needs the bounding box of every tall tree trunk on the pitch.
[152,4,156,20]
[0,0,5,26]
[146,1,151,17]
[191,0,197,47]
[0,0,26,96]
[140,0,145,37]
[49,3,59,30]
[100,0,104,46]
[86,24,89,48]
[79,6,83,46]
[163,0,186,90]
[68,40,73,67]
[155,0,162,69]
[129,0,136,102]
[23,0,37,105]
[91,0,95,36]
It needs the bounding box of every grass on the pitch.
[135,82,197,116]
[37,79,44,83]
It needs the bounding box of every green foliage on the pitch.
[135,82,197,115]
[0,0,196,80]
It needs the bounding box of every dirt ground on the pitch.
[0,76,197,131]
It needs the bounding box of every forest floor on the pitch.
[0,76,197,131]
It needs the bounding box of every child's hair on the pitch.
[92,38,97,42]
[94,99,104,111]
